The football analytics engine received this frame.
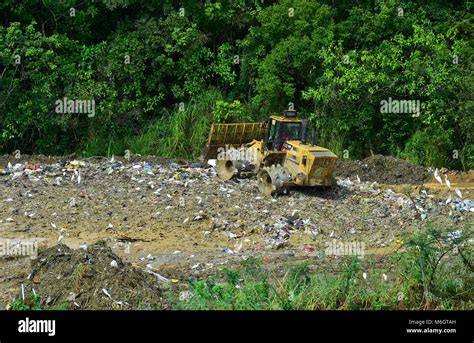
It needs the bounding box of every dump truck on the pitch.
[201,110,338,195]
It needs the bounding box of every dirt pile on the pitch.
[335,155,431,184]
[27,242,163,310]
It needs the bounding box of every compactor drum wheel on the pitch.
[217,158,253,180]
[217,159,237,180]
[257,164,291,196]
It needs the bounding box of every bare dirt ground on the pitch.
[0,154,472,309]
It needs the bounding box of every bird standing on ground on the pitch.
[444,175,451,190]
[434,169,443,184]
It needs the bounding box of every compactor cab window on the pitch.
[266,120,302,150]
[280,122,302,141]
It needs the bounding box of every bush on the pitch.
[213,100,250,123]
[396,223,473,309]
[401,127,454,168]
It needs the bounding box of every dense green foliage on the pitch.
[1,0,472,168]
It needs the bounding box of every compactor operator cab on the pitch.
[264,110,303,151]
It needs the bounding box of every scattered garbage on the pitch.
[143,163,152,174]
[64,160,86,171]
[0,153,471,310]
[456,200,473,213]
[262,215,321,248]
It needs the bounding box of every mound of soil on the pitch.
[27,242,163,310]
[335,155,431,185]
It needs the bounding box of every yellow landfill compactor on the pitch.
[201,110,337,196]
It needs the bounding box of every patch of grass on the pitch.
[175,225,473,310]
[10,293,67,311]
[10,293,42,310]
[175,257,273,310]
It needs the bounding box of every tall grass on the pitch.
[78,89,223,158]
[80,136,126,157]
[155,89,223,159]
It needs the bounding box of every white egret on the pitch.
[444,175,451,190]
[434,169,442,184]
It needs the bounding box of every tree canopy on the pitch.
[0,0,472,169]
